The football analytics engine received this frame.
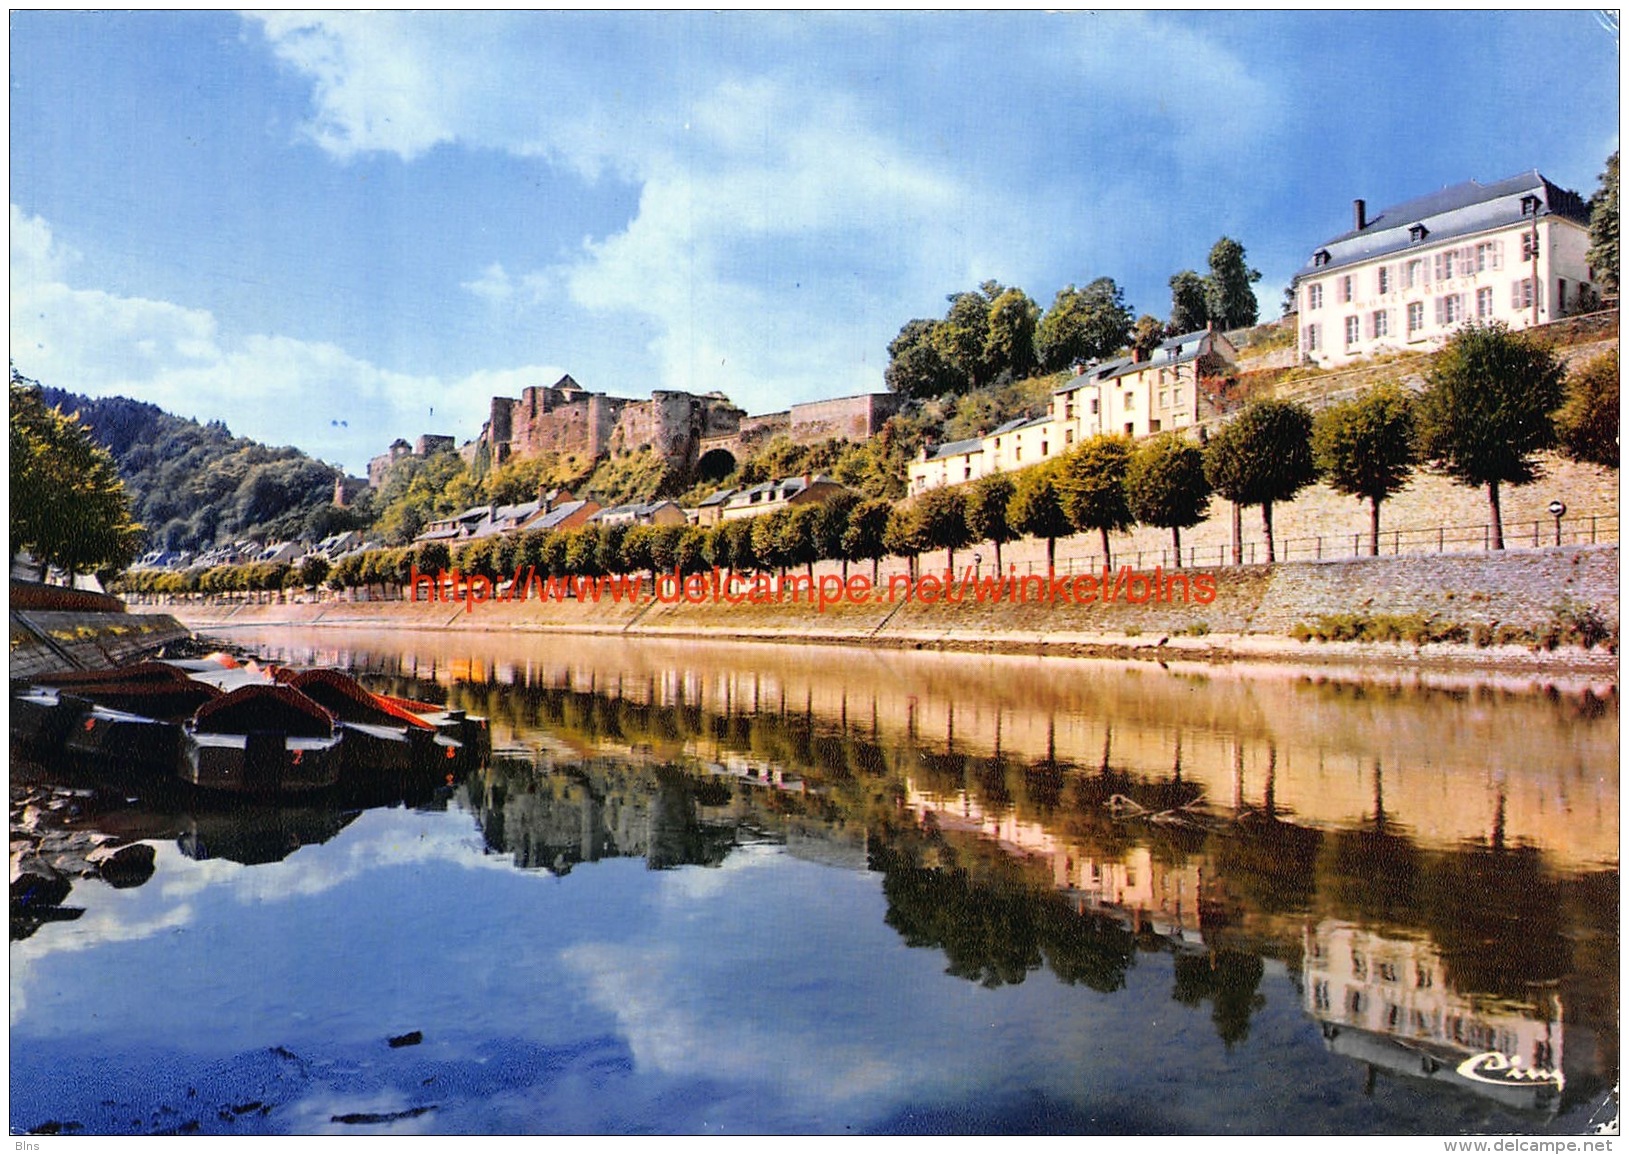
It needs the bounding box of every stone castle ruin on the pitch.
[451,376,900,482]
[369,375,901,490]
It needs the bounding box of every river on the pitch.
[9,628,1619,1135]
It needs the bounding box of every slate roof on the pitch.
[588,500,681,522]
[529,500,592,531]
[1293,171,1590,281]
[1052,329,1218,393]
[924,438,984,462]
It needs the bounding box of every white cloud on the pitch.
[19,14,1300,451]
[460,262,558,311]
[253,11,460,161]
[244,14,1004,408]
[243,12,1296,413]
[9,204,577,470]
[10,204,79,285]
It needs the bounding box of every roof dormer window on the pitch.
[1520,194,1541,217]
[1409,223,1429,243]
[1313,249,1331,268]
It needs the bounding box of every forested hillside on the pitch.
[25,375,361,554]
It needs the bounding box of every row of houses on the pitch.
[135,529,374,573]
[134,475,868,569]
[407,475,861,546]
[908,327,1237,495]
[908,167,1603,497]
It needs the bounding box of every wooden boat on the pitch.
[371,691,491,768]
[17,664,222,766]
[283,668,461,775]
[64,702,184,766]
[179,684,344,793]
[10,684,94,753]
[14,656,487,794]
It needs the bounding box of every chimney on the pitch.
[1353,199,1367,231]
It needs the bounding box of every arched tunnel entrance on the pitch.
[696,448,737,483]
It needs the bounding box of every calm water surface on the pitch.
[10,629,1619,1135]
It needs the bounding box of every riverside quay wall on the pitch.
[150,544,1618,672]
[10,581,190,679]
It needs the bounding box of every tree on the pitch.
[813,492,860,578]
[1057,436,1135,566]
[297,553,331,591]
[564,529,599,576]
[1312,384,1419,556]
[1036,278,1135,371]
[883,505,924,580]
[1416,323,1566,550]
[674,527,710,577]
[914,485,974,573]
[1204,237,1262,330]
[1130,315,1166,361]
[1587,150,1619,298]
[718,517,760,575]
[621,524,660,583]
[778,504,824,579]
[1169,270,1210,334]
[1126,433,1211,566]
[884,318,958,399]
[10,380,143,580]
[1007,469,1073,570]
[593,522,628,576]
[842,498,893,583]
[964,474,1017,574]
[649,524,685,578]
[983,287,1041,383]
[542,530,572,577]
[1556,349,1619,468]
[752,509,792,577]
[414,540,452,576]
[935,289,996,392]
[1203,399,1317,563]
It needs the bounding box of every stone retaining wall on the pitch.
[1239,544,1618,634]
[10,610,191,678]
[153,546,1617,656]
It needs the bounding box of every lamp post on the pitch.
[974,552,983,578]
[1548,500,1566,547]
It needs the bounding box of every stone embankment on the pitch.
[10,580,190,679]
[150,544,1619,676]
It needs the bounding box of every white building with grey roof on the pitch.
[1292,170,1599,368]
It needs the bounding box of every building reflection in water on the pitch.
[1304,920,1565,1113]
[234,631,1617,1117]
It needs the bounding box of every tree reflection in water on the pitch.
[233,642,1615,1112]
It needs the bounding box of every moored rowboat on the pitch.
[179,683,344,793]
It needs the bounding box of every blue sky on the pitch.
[9,10,1620,474]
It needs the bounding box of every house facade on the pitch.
[908,438,985,495]
[589,500,688,528]
[907,328,1234,497]
[1051,328,1234,444]
[1293,171,1598,368]
[714,475,857,521]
